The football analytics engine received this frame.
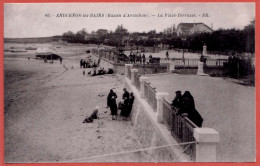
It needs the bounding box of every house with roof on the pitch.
[35,47,62,60]
[176,23,213,37]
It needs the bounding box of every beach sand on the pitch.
[4,56,147,163]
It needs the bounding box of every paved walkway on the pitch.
[146,73,255,162]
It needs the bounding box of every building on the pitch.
[35,47,61,60]
[176,23,213,37]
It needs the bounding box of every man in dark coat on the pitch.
[180,91,203,127]
[171,91,183,110]
[107,89,118,120]
[122,88,130,104]
[142,54,146,64]
[107,89,117,107]
[127,92,135,117]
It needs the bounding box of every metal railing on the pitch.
[144,81,157,111]
[170,58,228,67]
[133,63,169,75]
[162,98,197,160]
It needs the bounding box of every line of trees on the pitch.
[61,20,255,53]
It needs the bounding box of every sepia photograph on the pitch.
[3,2,255,163]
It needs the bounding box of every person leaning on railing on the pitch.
[180,91,203,127]
[171,90,183,115]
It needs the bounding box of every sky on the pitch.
[4,3,255,38]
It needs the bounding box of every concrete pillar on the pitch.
[197,62,208,76]
[131,68,138,85]
[193,128,220,162]
[203,45,207,56]
[156,92,169,123]
[169,61,175,72]
[140,77,149,98]
[125,64,133,77]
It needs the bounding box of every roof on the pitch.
[177,23,213,31]
[36,47,57,55]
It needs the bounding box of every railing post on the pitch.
[140,77,149,98]
[169,61,176,72]
[125,64,133,78]
[197,62,208,76]
[131,69,138,85]
[193,128,220,162]
[156,92,169,123]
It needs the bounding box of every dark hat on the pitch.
[175,91,181,94]
[123,88,126,91]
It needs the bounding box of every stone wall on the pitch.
[124,77,189,162]
[92,54,125,74]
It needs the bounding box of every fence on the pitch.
[172,58,228,67]
[133,63,169,75]
[162,98,197,160]
[144,81,157,111]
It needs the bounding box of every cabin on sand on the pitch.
[35,48,62,60]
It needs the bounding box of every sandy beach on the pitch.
[4,55,148,162]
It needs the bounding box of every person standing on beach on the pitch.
[107,90,118,120]
[127,92,135,117]
[122,88,130,105]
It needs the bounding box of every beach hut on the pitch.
[35,47,62,60]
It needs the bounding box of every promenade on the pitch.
[145,73,255,162]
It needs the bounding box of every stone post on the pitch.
[169,60,176,72]
[193,128,220,162]
[140,77,149,98]
[125,64,133,78]
[203,45,207,56]
[131,69,138,85]
[156,93,169,123]
[197,62,208,76]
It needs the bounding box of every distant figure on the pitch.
[80,59,83,68]
[180,91,203,127]
[149,55,153,63]
[171,91,183,110]
[165,51,169,60]
[28,57,30,60]
[60,58,63,64]
[83,70,85,76]
[133,53,136,63]
[142,54,146,64]
[44,58,47,63]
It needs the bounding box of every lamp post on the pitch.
[181,38,186,63]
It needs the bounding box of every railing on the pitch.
[133,63,169,75]
[171,58,228,67]
[134,72,141,91]
[144,81,157,111]
[206,59,228,66]
[173,59,199,66]
[162,98,197,161]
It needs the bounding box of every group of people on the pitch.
[171,91,203,127]
[128,52,156,64]
[226,54,244,78]
[107,88,135,120]
[129,52,146,64]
